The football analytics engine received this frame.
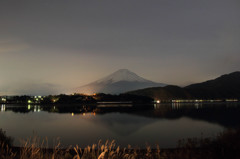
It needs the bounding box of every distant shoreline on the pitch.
[1,99,240,105]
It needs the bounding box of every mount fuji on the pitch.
[74,69,166,94]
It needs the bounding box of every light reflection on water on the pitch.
[0,103,239,148]
[1,104,5,112]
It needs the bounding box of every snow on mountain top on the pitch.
[95,69,153,84]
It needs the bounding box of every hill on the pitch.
[127,71,240,100]
[127,85,191,100]
[185,71,240,99]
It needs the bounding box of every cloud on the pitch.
[0,81,64,96]
[0,38,30,54]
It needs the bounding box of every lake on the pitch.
[0,103,239,148]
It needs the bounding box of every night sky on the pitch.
[0,0,240,95]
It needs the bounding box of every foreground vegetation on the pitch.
[0,129,240,159]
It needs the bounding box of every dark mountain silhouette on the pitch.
[74,69,166,94]
[185,71,240,99]
[127,71,240,99]
[127,85,191,100]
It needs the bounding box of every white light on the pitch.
[1,105,5,112]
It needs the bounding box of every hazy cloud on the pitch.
[0,81,63,96]
[0,38,30,54]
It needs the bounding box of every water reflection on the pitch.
[1,103,240,148]
[1,104,5,112]
[2,103,240,129]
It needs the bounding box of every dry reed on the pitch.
[1,129,240,159]
[0,137,165,159]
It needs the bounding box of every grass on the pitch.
[0,129,240,159]
[1,137,166,159]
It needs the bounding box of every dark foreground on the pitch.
[1,129,240,159]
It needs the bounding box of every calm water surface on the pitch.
[0,103,239,148]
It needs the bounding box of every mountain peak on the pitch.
[114,69,132,73]
[75,69,166,94]
[96,69,151,84]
